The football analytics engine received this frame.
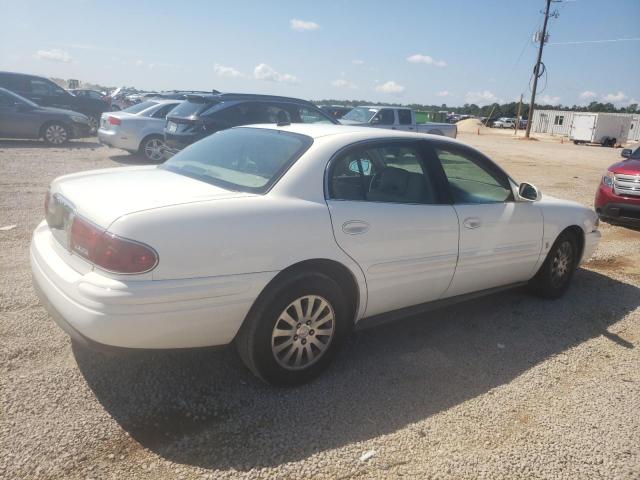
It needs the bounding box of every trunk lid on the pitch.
[49,166,252,229]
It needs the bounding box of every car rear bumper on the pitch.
[97,128,138,152]
[30,221,276,349]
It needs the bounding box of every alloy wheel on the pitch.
[45,124,68,145]
[271,295,336,370]
[88,116,98,133]
[144,139,165,162]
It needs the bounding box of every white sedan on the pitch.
[31,124,601,385]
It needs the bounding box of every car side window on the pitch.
[371,108,395,125]
[29,79,53,96]
[398,109,412,125]
[330,143,438,204]
[435,145,513,204]
[152,103,178,119]
[297,107,333,124]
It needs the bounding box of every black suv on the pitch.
[163,93,338,157]
[0,71,110,132]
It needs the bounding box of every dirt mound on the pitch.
[456,118,484,133]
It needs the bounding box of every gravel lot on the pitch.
[1,133,639,479]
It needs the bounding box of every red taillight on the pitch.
[108,116,121,126]
[70,216,157,274]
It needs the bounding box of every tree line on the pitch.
[314,99,638,118]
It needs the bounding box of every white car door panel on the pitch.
[446,202,543,297]
[328,201,459,316]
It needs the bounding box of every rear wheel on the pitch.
[236,272,350,386]
[42,122,69,145]
[139,135,165,162]
[528,231,578,299]
[87,115,99,134]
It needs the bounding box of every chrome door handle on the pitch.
[463,217,481,229]
[342,220,370,235]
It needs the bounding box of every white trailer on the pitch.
[569,113,632,146]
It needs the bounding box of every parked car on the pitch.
[163,93,338,157]
[0,87,91,144]
[595,145,640,227]
[31,124,600,385]
[0,71,109,133]
[69,89,108,102]
[339,106,457,138]
[319,105,353,120]
[493,117,516,129]
[98,99,181,161]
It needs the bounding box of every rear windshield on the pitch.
[122,101,158,114]
[160,127,312,193]
[169,99,219,118]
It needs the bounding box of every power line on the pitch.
[549,37,640,45]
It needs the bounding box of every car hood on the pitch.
[608,159,640,174]
[36,106,88,119]
[51,166,253,228]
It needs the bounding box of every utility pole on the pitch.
[515,94,523,135]
[525,0,553,138]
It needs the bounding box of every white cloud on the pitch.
[35,49,72,63]
[254,63,299,83]
[290,19,320,31]
[406,54,446,67]
[331,79,357,89]
[579,90,597,99]
[214,63,244,78]
[602,91,627,103]
[436,90,452,97]
[539,94,561,105]
[375,80,405,94]
[465,90,498,104]
[352,59,365,65]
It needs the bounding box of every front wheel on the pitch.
[236,272,350,386]
[528,231,578,299]
[42,122,69,145]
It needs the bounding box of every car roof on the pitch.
[184,92,317,106]
[356,105,411,110]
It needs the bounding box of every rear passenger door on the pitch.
[432,142,543,296]
[396,109,415,131]
[326,140,459,317]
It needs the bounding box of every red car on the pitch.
[595,146,640,228]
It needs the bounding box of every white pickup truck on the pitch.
[339,106,457,138]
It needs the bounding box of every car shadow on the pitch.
[0,139,101,149]
[73,268,638,471]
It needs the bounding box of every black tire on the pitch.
[42,122,70,145]
[87,115,99,134]
[236,271,351,386]
[528,230,579,299]
[139,135,165,162]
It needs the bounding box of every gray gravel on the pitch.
[1,136,639,479]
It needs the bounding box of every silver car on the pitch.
[98,99,180,161]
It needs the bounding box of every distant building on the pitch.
[530,109,640,142]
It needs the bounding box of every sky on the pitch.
[1,0,639,107]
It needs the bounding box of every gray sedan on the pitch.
[0,87,91,145]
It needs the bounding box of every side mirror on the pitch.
[518,182,540,201]
[621,149,632,158]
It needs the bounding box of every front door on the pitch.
[432,142,544,297]
[326,140,459,317]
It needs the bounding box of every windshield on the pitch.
[122,101,158,114]
[342,107,378,123]
[160,127,312,193]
